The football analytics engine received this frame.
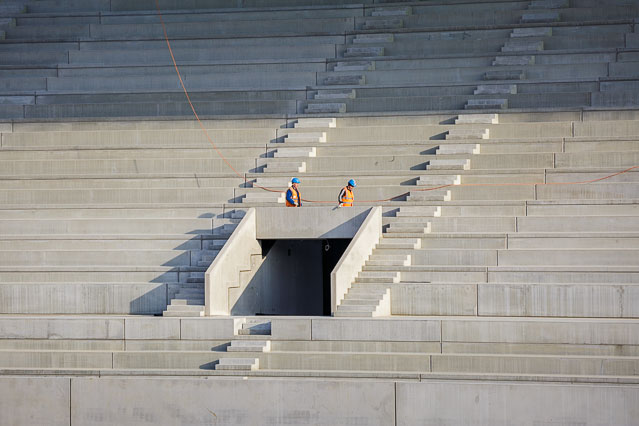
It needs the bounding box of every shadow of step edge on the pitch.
[511,27,553,38]
[528,0,568,9]
[520,11,561,23]
[492,56,535,66]
[484,70,525,80]
[447,128,489,140]
[427,159,470,170]
[215,358,259,371]
[242,192,285,204]
[227,340,271,353]
[322,75,365,85]
[377,237,422,249]
[474,84,517,95]
[436,144,480,155]
[333,61,374,72]
[0,4,26,14]
[502,40,544,53]
[353,34,394,44]
[294,118,336,128]
[263,161,306,173]
[238,319,272,336]
[465,99,509,110]
[396,205,442,217]
[305,103,346,114]
[363,19,404,30]
[344,46,385,58]
[314,89,356,100]
[285,132,326,143]
[371,6,412,16]
[455,114,499,124]
[274,147,316,158]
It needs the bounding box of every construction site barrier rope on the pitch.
[154,0,638,205]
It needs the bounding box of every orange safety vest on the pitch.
[340,187,354,207]
[286,187,301,207]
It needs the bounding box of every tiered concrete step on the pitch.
[353,34,394,44]
[285,132,326,143]
[305,103,346,114]
[436,144,480,155]
[396,206,442,217]
[227,340,271,353]
[427,159,471,170]
[466,99,509,110]
[377,237,422,250]
[474,84,517,95]
[511,27,553,38]
[407,189,452,202]
[216,358,259,371]
[455,114,499,124]
[314,89,356,100]
[274,147,316,158]
[333,61,374,71]
[502,40,544,53]
[447,128,489,140]
[417,175,461,187]
[343,46,385,58]
[366,254,411,267]
[163,300,204,317]
[520,11,561,23]
[294,118,336,129]
[263,161,306,173]
[241,191,285,204]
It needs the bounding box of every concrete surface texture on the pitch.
[0,0,638,424]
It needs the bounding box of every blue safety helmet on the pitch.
[291,177,301,184]
[347,179,356,187]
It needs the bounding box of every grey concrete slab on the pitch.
[0,317,124,339]
[311,318,440,341]
[0,283,167,314]
[71,376,394,426]
[124,317,180,340]
[391,283,477,315]
[396,381,639,426]
[180,318,235,339]
[0,377,70,426]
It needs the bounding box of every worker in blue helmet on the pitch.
[286,177,302,207]
[338,179,356,207]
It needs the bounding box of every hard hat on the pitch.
[348,179,356,187]
[291,177,300,184]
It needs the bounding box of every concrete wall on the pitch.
[2,376,637,425]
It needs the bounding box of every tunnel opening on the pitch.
[230,238,351,316]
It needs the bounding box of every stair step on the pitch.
[484,70,525,80]
[528,0,568,10]
[474,84,517,95]
[437,144,480,155]
[363,18,404,30]
[417,175,460,186]
[227,340,271,352]
[322,75,365,85]
[492,55,535,66]
[216,358,259,371]
[428,159,470,170]
[447,127,489,140]
[357,271,401,283]
[264,161,306,173]
[165,304,204,312]
[333,61,374,72]
[371,6,411,16]
[162,310,204,317]
[502,40,544,53]
[397,206,442,217]
[305,103,346,114]
[314,89,356,99]
[511,27,552,37]
[407,190,451,202]
[377,238,421,249]
[465,99,508,110]
[334,310,374,317]
[242,192,285,203]
[275,147,316,158]
[455,114,498,124]
[285,132,326,143]
[344,46,384,57]
[353,34,394,44]
[294,118,336,128]
[520,11,560,23]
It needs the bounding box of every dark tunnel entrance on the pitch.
[230,239,351,316]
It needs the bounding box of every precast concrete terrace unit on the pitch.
[1,0,639,424]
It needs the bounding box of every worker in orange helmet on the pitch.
[338,179,356,207]
[285,177,302,207]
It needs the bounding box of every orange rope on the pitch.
[154,1,638,205]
